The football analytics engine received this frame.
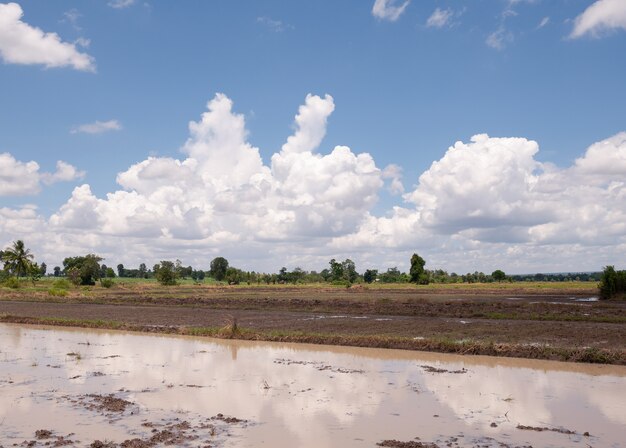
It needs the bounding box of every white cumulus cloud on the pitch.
[570,0,626,38]
[50,93,383,250]
[0,152,40,196]
[334,132,626,263]
[2,94,625,274]
[372,0,410,22]
[0,153,84,196]
[0,2,95,71]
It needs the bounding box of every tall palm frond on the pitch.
[2,240,34,278]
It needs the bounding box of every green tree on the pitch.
[599,266,626,300]
[2,240,35,278]
[380,267,403,283]
[225,267,244,284]
[155,261,178,286]
[63,254,103,285]
[66,267,81,286]
[410,253,427,284]
[277,267,288,283]
[329,259,344,281]
[39,262,47,276]
[138,263,147,279]
[191,269,205,282]
[53,266,61,277]
[117,263,125,278]
[492,269,506,282]
[342,259,358,283]
[210,257,229,281]
[319,268,331,282]
[290,267,306,284]
[28,262,42,286]
[363,269,378,284]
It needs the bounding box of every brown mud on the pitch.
[1,284,624,364]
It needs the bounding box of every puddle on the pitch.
[1,323,625,447]
[573,297,599,302]
[301,315,371,321]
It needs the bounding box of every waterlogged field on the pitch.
[1,323,625,447]
[1,281,625,364]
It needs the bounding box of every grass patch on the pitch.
[48,288,68,297]
[3,277,20,289]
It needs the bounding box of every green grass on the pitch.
[10,276,600,293]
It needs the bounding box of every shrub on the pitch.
[48,288,68,297]
[100,278,114,288]
[599,266,626,300]
[52,278,72,290]
[155,261,178,286]
[3,277,20,289]
[331,279,351,287]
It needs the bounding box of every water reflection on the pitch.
[0,324,624,447]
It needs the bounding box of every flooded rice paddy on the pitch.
[0,323,624,447]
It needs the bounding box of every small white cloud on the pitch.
[108,0,135,9]
[372,0,410,22]
[41,161,86,185]
[537,16,550,29]
[0,153,84,196]
[71,120,122,135]
[0,3,95,72]
[74,37,91,48]
[486,26,512,50]
[570,0,626,38]
[257,16,292,32]
[426,8,453,28]
[61,8,81,31]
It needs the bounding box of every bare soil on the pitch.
[1,283,624,364]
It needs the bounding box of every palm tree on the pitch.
[2,240,34,278]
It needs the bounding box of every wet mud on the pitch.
[1,323,625,447]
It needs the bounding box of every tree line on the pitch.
[1,240,620,299]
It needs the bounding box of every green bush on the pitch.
[599,266,626,300]
[331,279,351,287]
[48,288,68,297]
[52,278,72,290]
[155,261,178,286]
[3,277,20,289]
[100,278,114,288]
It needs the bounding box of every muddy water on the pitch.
[0,324,624,448]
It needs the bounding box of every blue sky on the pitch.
[1,0,625,274]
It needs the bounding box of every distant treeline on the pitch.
[0,239,608,290]
[508,272,602,282]
[51,258,602,285]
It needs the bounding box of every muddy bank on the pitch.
[0,310,624,364]
[1,284,624,364]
